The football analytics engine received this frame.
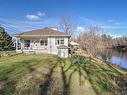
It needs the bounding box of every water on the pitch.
[96,49,127,69]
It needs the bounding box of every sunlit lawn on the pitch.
[0,53,57,95]
[0,53,127,95]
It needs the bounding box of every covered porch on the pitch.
[15,37,48,53]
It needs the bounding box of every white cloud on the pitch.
[77,27,84,31]
[26,14,40,20]
[77,26,87,32]
[0,17,58,34]
[110,34,122,38]
[101,25,127,29]
[26,11,45,21]
[37,11,45,16]
[107,19,122,26]
[80,17,99,25]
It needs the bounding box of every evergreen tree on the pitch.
[0,26,12,51]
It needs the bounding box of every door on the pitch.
[58,49,66,58]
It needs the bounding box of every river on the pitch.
[96,49,127,69]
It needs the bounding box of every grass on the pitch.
[0,53,57,95]
[56,55,127,95]
[0,53,127,95]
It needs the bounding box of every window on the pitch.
[17,40,21,49]
[18,42,21,49]
[24,40,30,47]
[55,38,64,45]
[40,39,47,46]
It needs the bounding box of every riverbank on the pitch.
[113,45,127,51]
[96,48,127,69]
[76,49,127,94]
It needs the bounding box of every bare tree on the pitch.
[59,16,75,35]
[78,26,101,56]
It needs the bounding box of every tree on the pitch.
[101,34,113,48]
[0,26,12,51]
[78,26,101,56]
[59,16,75,35]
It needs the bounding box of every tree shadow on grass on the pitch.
[40,62,58,95]
[59,57,88,95]
[81,58,124,95]
[39,56,97,95]
[0,59,38,81]
[0,59,40,95]
[1,80,16,95]
[81,60,101,95]
[60,64,74,95]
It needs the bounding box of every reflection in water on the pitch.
[96,49,127,69]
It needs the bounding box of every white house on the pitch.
[14,27,70,58]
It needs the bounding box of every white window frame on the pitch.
[24,40,30,47]
[40,39,48,46]
[55,38,64,45]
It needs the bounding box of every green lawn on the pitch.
[0,53,57,95]
[0,53,127,95]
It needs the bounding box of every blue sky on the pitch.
[0,0,127,37]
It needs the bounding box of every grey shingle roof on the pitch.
[15,28,70,38]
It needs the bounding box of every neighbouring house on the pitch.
[13,27,70,58]
[70,41,79,47]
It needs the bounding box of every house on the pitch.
[14,27,70,58]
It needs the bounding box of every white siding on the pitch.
[64,37,69,46]
[47,37,69,54]
[48,37,57,54]
[15,36,70,57]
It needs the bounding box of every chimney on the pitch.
[50,27,58,31]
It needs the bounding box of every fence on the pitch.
[0,51,15,57]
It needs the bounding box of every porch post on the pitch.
[20,39,23,51]
[15,37,18,52]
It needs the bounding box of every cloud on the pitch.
[77,26,84,31]
[102,20,124,29]
[109,34,122,38]
[107,19,122,26]
[0,17,58,34]
[101,25,127,29]
[80,17,99,25]
[37,11,45,16]
[26,11,45,21]
[26,15,41,20]
[77,26,88,33]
